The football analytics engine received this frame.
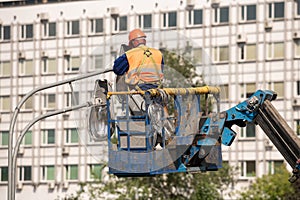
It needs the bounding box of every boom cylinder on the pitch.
[255,100,300,171]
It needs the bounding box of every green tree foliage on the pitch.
[162,49,199,88]
[73,163,236,200]
[238,164,297,200]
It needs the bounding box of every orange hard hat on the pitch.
[128,29,146,42]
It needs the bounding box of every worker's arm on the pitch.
[113,54,129,75]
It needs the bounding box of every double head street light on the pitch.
[7,69,112,200]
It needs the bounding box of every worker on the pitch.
[113,28,164,91]
[113,29,173,149]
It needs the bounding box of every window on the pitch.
[187,9,203,26]
[89,164,104,180]
[41,165,55,181]
[214,7,229,24]
[295,40,300,58]
[268,82,284,98]
[112,16,127,32]
[220,84,229,101]
[0,167,8,182]
[192,48,202,65]
[0,61,11,76]
[268,160,284,174]
[240,161,256,177]
[295,119,300,136]
[65,56,80,72]
[267,42,284,59]
[20,24,33,39]
[297,80,300,96]
[213,46,229,63]
[90,18,103,34]
[42,129,55,145]
[65,165,78,180]
[119,16,127,31]
[0,25,11,41]
[0,96,10,111]
[162,11,177,28]
[66,20,80,36]
[42,22,56,38]
[20,95,33,110]
[268,2,285,19]
[241,122,256,138]
[296,0,300,17]
[240,5,256,22]
[138,14,152,29]
[89,54,103,71]
[21,131,32,146]
[42,58,56,74]
[65,128,78,144]
[0,131,8,146]
[44,94,56,109]
[65,92,79,107]
[239,44,256,61]
[240,83,256,98]
[19,59,34,76]
[18,166,32,181]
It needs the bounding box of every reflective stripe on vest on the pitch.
[125,46,163,85]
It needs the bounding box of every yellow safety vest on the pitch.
[125,46,164,86]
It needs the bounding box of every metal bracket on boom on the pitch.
[222,90,300,182]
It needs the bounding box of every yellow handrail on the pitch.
[107,86,220,98]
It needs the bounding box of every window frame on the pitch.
[43,93,56,109]
[239,43,257,62]
[18,59,34,76]
[240,161,256,178]
[240,122,256,138]
[240,4,256,23]
[64,56,80,73]
[0,96,10,111]
[89,18,104,35]
[20,24,33,40]
[0,60,11,77]
[266,42,284,60]
[295,39,300,58]
[213,45,229,63]
[18,166,32,182]
[268,81,284,99]
[112,15,128,33]
[42,21,56,38]
[0,131,9,147]
[65,128,78,144]
[21,131,32,146]
[268,160,284,174]
[88,164,104,180]
[162,11,177,29]
[89,54,103,71]
[64,92,79,107]
[0,166,8,182]
[66,20,80,36]
[42,129,55,145]
[296,0,300,18]
[41,57,57,74]
[0,25,11,41]
[187,9,203,27]
[137,13,152,30]
[213,6,229,25]
[267,2,285,20]
[294,119,300,136]
[65,165,78,181]
[41,165,55,181]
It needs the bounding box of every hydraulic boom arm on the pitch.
[222,90,300,182]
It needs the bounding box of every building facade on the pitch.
[0,0,300,199]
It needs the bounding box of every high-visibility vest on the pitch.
[125,46,164,86]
